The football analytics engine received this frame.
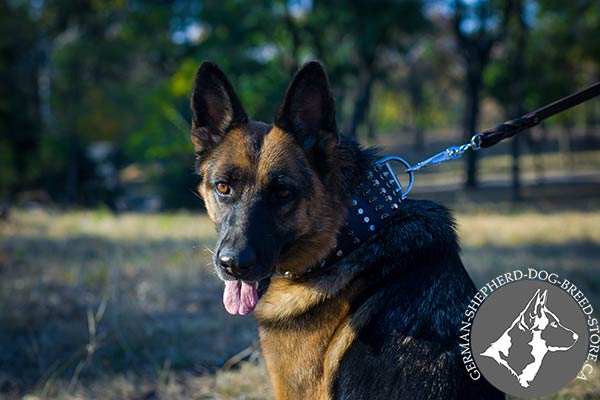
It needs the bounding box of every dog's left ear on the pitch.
[275,61,339,163]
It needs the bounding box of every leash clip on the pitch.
[405,133,483,173]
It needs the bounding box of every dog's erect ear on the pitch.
[534,289,548,316]
[275,61,339,159]
[190,62,248,154]
[520,289,542,329]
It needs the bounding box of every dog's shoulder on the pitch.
[351,198,462,278]
[393,198,459,252]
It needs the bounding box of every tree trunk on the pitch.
[408,74,425,152]
[366,117,376,144]
[66,133,79,205]
[530,126,546,184]
[463,70,481,189]
[511,131,521,200]
[414,125,424,152]
[559,122,573,168]
[584,102,597,139]
[510,0,527,202]
[38,32,53,132]
[348,71,375,139]
[284,10,300,73]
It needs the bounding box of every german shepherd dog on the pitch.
[189,61,504,399]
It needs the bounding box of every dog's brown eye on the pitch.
[215,182,231,195]
[275,189,292,199]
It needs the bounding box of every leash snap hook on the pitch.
[469,133,483,150]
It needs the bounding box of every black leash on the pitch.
[282,81,600,280]
[478,81,600,149]
[404,81,600,183]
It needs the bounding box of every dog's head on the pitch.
[190,61,346,315]
[520,289,579,351]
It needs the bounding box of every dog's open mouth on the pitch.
[222,279,271,315]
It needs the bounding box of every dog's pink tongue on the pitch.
[223,280,258,315]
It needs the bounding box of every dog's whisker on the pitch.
[188,189,203,201]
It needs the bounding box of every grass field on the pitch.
[1,198,599,399]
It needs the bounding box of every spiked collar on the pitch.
[281,156,413,280]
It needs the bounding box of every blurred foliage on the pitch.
[485,0,600,118]
[0,0,599,208]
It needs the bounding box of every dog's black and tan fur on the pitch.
[190,61,503,399]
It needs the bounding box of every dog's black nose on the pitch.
[218,247,256,277]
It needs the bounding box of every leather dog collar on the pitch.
[282,156,413,280]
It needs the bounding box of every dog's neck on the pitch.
[518,330,549,386]
[280,138,407,280]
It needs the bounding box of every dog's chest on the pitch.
[258,305,351,400]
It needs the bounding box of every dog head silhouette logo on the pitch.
[470,280,589,398]
[480,289,579,388]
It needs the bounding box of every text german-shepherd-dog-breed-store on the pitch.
[188,60,504,399]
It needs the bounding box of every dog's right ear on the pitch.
[534,289,548,316]
[190,62,248,155]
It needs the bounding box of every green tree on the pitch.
[0,1,39,200]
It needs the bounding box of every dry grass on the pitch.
[458,211,600,247]
[1,204,599,399]
[0,208,215,241]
